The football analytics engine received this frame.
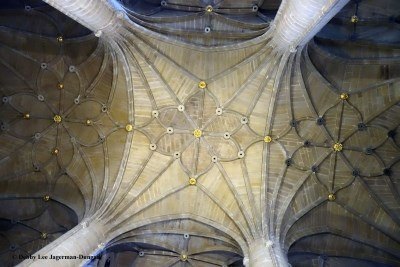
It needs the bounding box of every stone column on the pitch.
[41,0,124,36]
[270,0,350,52]
[18,221,106,267]
[244,239,289,267]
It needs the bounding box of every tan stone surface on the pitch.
[0,1,399,267]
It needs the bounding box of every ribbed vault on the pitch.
[0,0,399,267]
[0,1,130,266]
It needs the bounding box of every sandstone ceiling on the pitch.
[0,0,399,267]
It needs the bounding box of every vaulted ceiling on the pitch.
[0,0,399,267]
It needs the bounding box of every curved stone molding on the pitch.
[1,1,399,267]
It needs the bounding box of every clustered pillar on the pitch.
[42,0,123,36]
[270,0,350,52]
[244,239,289,267]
